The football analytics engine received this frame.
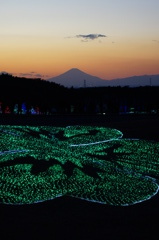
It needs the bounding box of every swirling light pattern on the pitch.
[0,125,159,206]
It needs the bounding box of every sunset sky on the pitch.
[0,0,159,80]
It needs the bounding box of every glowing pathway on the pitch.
[0,125,159,206]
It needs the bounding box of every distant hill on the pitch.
[48,68,159,88]
[109,75,159,87]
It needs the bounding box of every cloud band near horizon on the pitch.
[76,34,107,41]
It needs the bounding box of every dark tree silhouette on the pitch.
[0,73,159,115]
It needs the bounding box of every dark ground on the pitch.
[0,114,159,240]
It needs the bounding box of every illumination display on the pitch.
[0,125,159,206]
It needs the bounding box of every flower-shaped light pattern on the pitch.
[0,125,159,206]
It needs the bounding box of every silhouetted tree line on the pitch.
[0,73,159,115]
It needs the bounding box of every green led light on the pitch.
[0,125,159,206]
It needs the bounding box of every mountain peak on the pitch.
[69,68,81,71]
[65,68,87,75]
[49,68,105,88]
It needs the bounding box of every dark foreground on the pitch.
[0,114,159,240]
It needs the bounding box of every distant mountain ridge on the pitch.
[48,68,159,88]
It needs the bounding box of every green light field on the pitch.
[0,125,159,206]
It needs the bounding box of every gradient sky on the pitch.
[0,0,159,80]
